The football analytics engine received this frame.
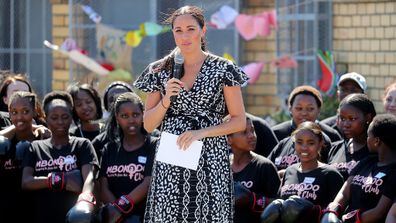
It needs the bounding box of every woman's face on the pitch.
[383,87,396,116]
[9,97,34,132]
[116,102,143,137]
[74,90,97,121]
[294,129,322,163]
[3,81,30,105]
[172,14,205,54]
[337,104,368,139]
[289,94,320,126]
[228,119,257,152]
[46,102,73,137]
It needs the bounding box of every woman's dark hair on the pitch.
[369,114,396,150]
[338,93,376,122]
[157,5,208,72]
[0,74,46,125]
[106,92,146,143]
[103,81,134,111]
[0,74,33,112]
[8,91,37,114]
[67,83,103,122]
[292,121,324,142]
[42,91,74,116]
[288,85,323,108]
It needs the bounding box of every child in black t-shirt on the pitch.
[227,116,280,223]
[0,91,50,223]
[21,91,99,223]
[98,92,156,223]
[322,114,396,223]
[328,93,376,180]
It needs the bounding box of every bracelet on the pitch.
[160,99,169,109]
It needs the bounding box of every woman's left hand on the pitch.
[177,130,205,150]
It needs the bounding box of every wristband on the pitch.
[48,172,65,191]
[160,99,169,109]
[251,192,267,212]
[113,195,135,214]
[324,202,344,217]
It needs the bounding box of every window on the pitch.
[0,0,52,98]
[276,0,332,98]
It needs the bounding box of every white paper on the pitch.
[156,132,203,170]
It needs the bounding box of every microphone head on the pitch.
[174,50,184,65]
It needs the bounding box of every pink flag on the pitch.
[271,55,298,69]
[242,62,264,84]
[235,14,257,40]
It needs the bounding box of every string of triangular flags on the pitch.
[208,5,277,41]
[49,3,334,93]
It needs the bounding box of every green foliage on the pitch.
[319,95,339,120]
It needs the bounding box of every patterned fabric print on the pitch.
[134,54,247,223]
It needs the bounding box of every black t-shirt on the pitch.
[268,134,332,171]
[348,155,396,213]
[69,124,105,141]
[99,136,157,218]
[0,136,38,222]
[233,154,281,223]
[92,131,108,161]
[246,113,278,157]
[271,120,342,143]
[327,140,371,180]
[280,163,344,207]
[21,137,99,223]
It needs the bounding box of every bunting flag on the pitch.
[209,5,239,29]
[317,50,337,95]
[80,5,102,24]
[242,62,264,84]
[96,23,132,72]
[271,55,298,69]
[223,53,236,63]
[44,40,109,76]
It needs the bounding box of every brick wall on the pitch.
[333,0,396,113]
[242,0,280,116]
[51,0,69,90]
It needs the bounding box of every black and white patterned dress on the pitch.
[134,53,247,223]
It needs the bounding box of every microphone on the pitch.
[171,50,184,102]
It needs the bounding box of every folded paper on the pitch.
[156,132,203,170]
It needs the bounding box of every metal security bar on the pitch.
[276,0,332,101]
[0,0,52,98]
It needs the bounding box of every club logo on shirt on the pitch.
[331,160,359,174]
[35,155,77,172]
[238,181,253,188]
[281,182,320,200]
[351,174,383,195]
[3,158,18,170]
[274,154,299,169]
[106,163,145,181]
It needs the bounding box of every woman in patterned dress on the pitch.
[134,5,247,222]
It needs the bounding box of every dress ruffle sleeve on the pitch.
[224,63,249,87]
[133,61,163,93]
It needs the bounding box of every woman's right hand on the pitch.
[164,78,184,104]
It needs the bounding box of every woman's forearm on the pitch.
[199,113,246,138]
[143,92,169,132]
